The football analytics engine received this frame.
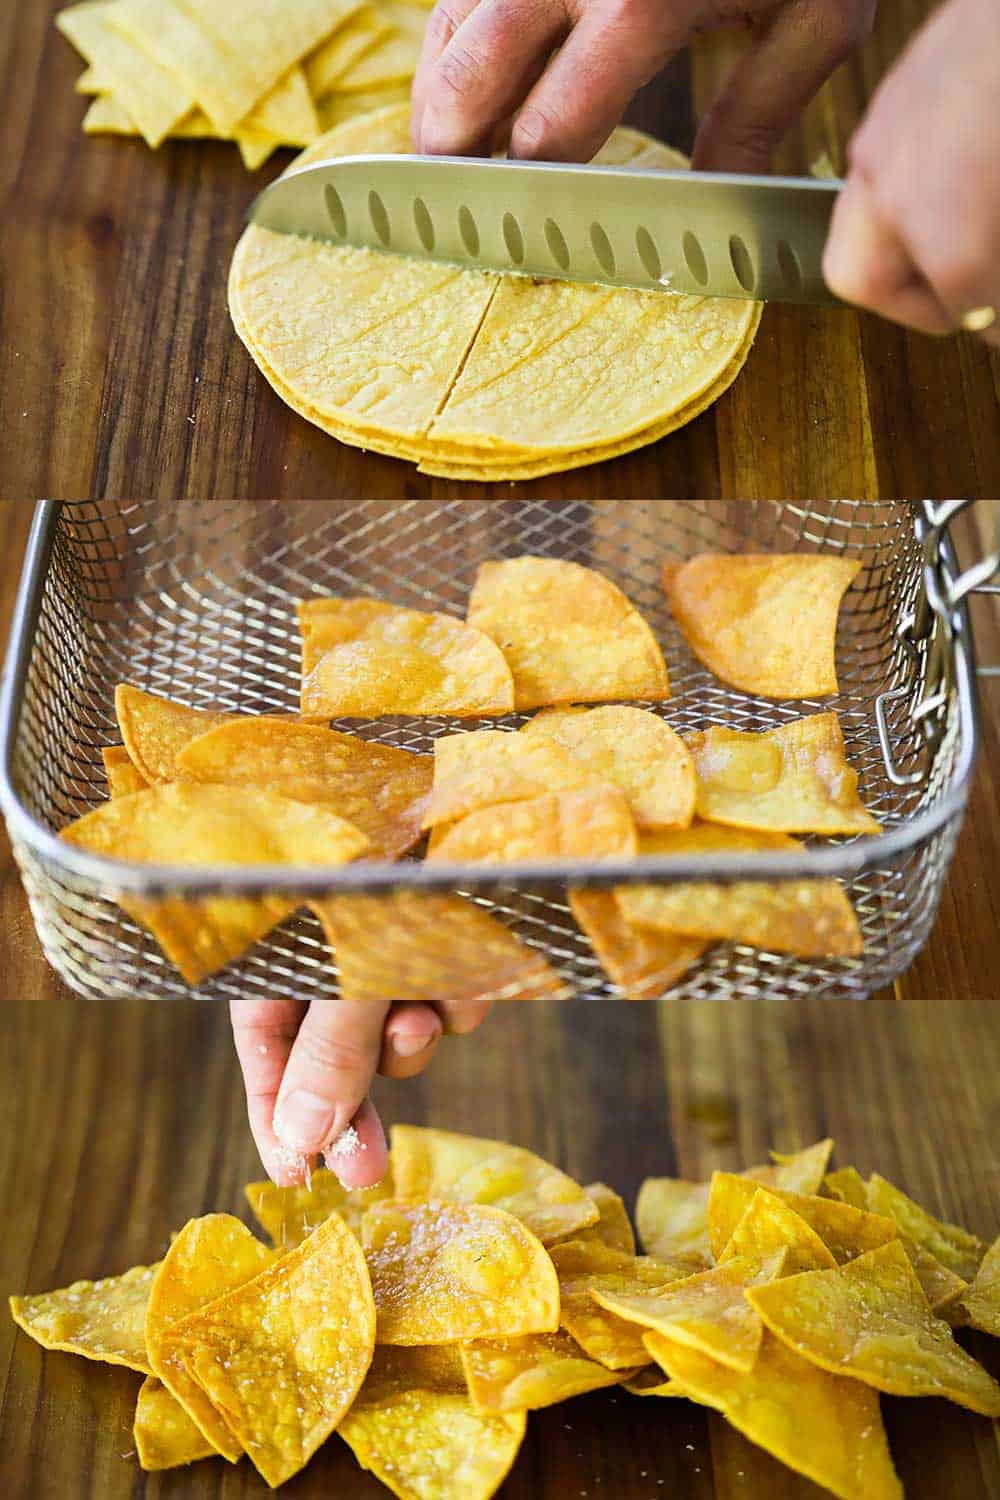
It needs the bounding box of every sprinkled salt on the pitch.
[327,1125,365,1160]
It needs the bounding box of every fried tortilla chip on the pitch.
[146,1214,278,1463]
[61,783,369,984]
[389,1126,599,1245]
[313,892,568,1000]
[169,1211,375,1487]
[549,1241,690,1369]
[593,1252,784,1374]
[965,1233,1000,1337]
[461,1330,628,1413]
[569,888,706,999]
[748,1239,1000,1416]
[663,553,861,698]
[822,1166,869,1209]
[467,559,669,711]
[246,1166,394,1249]
[687,714,881,835]
[719,1188,838,1275]
[645,1332,903,1500]
[708,1174,898,1265]
[177,718,432,860]
[636,1140,834,1266]
[820,1173,966,1313]
[9,1261,158,1373]
[134,1377,216,1472]
[572,1183,637,1255]
[362,1199,559,1345]
[339,1345,526,1500]
[102,744,149,798]
[865,1173,987,1283]
[298,598,515,718]
[428,786,637,865]
[623,1366,687,1396]
[615,824,862,959]
[523,705,695,830]
[230,107,759,479]
[423,729,598,829]
[114,684,238,784]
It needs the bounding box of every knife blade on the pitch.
[248,153,843,305]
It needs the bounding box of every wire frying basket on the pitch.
[0,500,993,1002]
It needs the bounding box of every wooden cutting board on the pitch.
[2,4,999,499]
[2,997,999,1499]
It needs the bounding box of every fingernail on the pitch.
[392,1030,432,1058]
[273,1090,336,1151]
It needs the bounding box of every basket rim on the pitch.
[0,500,979,901]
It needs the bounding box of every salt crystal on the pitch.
[327,1125,365,1160]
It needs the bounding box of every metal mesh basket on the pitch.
[0,500,990,1001]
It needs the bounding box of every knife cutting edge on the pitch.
[248,153,844,306]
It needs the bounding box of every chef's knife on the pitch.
[248,154,843,305]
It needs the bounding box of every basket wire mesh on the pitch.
[0,500,979,1001]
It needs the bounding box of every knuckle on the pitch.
[428,2,466,44]
[511,102,561,155]
[296,1031,373,1080]
[433,39,487,104]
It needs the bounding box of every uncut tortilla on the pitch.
[230,105,761,478]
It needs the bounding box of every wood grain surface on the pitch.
[3,2,1000,500]
[1,997,999,1498]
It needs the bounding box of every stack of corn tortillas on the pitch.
[229,105,762,479]
[58,0,430,170]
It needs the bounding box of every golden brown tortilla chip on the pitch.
[9,1262,158,1374]
[687,714,881,835]
[428,787,637,865]
[299,598,515,718]
[467,558,670,711]
[114,684,238,784]
[134,1377,216,1471]
[569,888,706,999]
[423,729,598,829]
[664,553,861,698]
[461,1330,629,1414]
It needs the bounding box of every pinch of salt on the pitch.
[327,1125,365,1159]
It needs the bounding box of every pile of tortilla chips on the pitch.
[57,0,430,169]
[229,104,762,477]
[59,550,876,997]
[12,1128,1000,1497]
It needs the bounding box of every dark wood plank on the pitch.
[1,998,999,1498]
[2,5,999,500]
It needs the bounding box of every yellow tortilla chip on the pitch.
[719,1188,838,1275]
[313,892,568,1001]
[549,1241,690,1369]
[616,824,863,959]
[110,0,360,136]
[339,1345,526,1500]
[9,1261,158,1373]
[748,1239,1000,1416]
[315,81,412,129]
[461,1330,628,1414]
[467,558,669,711]
[822,1166,869,1209]
[428,786,637,865]
[687,714,881,835]
[389,1126,599,1246]
[298,598,515,718]
[114,684,238,784]
[177,717,432,861]
[623,1366,686,1396]
[572,1183,636,1255]
[423,729,599,829]
[146,1214,277,1463]
[362,1199,559,1345]
[664,553,861,698]
[594,1253,784,1374]
[865,1173,987,1282]
[61,783,368,984]
[965,1233,1000,1337]
[102,744,149,798]
[522,706,695,830]
[708,1174,897,1265]
[169,1211,375,1487]
[134,1377,216,1471]
[636,1140,834,1266]
[644,1332,903,1500]
[569,888,706,1000]
[246,1166,394,1249]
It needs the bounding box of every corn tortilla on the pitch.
[230,105,761,478]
